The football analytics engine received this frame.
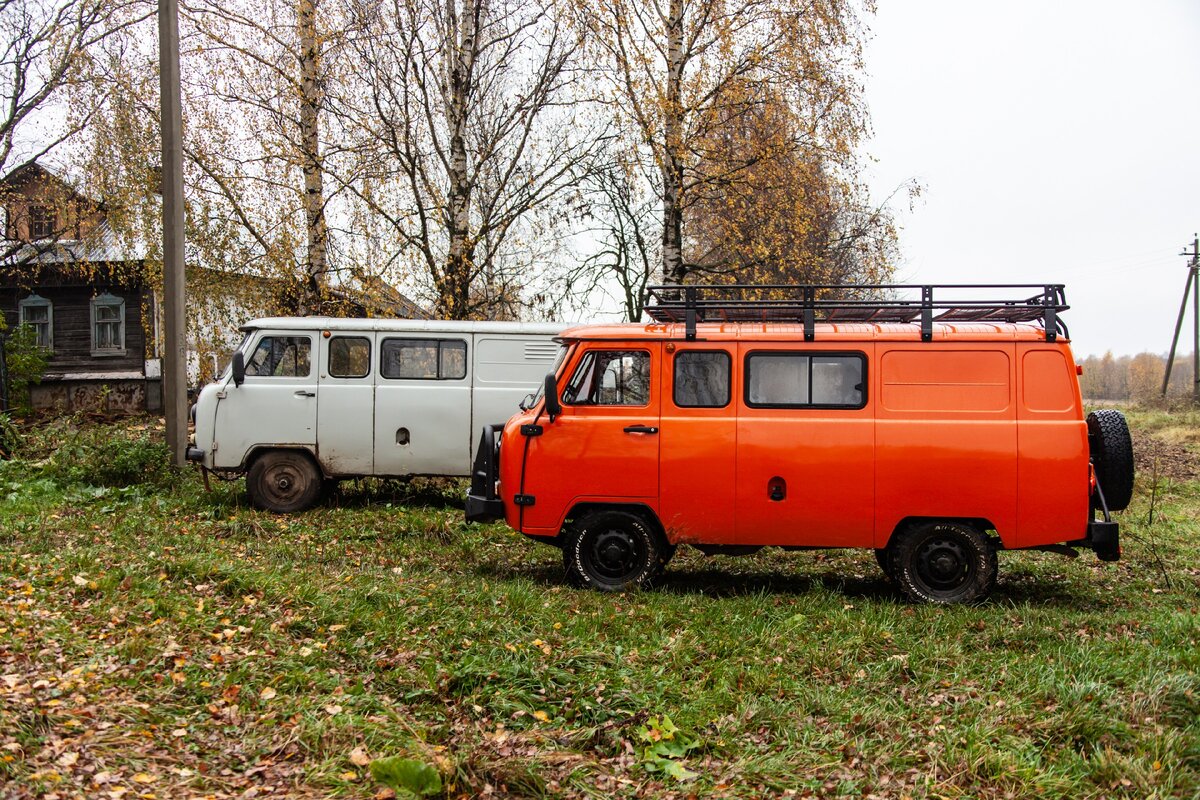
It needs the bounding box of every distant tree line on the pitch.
[1078,351,1196,406]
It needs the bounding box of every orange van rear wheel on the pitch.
[890,521,996,604]
[563,509,666,592]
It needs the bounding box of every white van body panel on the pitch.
[192,318,567,480]
[318,331,377,475]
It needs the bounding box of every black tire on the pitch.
[874,548,892,580]
[890,521,997,604]
[247,450,323,513]
[563,509,667,592]
[1087,409,1134,512]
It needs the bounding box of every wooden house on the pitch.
[0,163,159,414]
[0,162,434,412]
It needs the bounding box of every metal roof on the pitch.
[1,219,146,266]
[239,317,569,335]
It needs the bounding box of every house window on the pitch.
[29,205,56,240]
[18,294,53,350]
[90,292,125,355]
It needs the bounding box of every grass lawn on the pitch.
[1,409,1198,799]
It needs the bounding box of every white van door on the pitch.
[374,335,471,476]
[317,332,377,475]
[212,332,317,469]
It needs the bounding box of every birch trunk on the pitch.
[439,0,478,319]
[298,0,327,314]
[661,0,686,284]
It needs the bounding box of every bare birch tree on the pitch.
[339,0,595,319]
[171,0,354,312]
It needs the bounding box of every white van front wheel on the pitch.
[247,451,323,513]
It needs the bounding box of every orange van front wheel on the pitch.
[889,521,997,604]
[563,509,668,592]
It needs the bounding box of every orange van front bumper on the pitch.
[466,424,506,523]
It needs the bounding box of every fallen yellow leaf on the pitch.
[349,747,371,767]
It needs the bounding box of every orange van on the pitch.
[466,285,1133,603]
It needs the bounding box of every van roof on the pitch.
[558,321,1066,343]
[240,317,569,335]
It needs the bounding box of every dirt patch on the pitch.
[1134,432,1199,482]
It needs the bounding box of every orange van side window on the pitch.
[1022,350,1074,412]
[674,351,731,407]
[745,352,865,408]
[563,350,651,406]
[881,350,1009,412]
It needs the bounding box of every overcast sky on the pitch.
[862,0,1200,357]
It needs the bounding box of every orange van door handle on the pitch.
[623,425,658,434]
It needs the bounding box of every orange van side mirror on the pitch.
[543,373,562,421]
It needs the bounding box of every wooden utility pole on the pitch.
[159,0,187,464]
[1162,235,1200,403]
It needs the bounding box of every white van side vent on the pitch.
[524,342,559,361]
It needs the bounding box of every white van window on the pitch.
[746,352,864,408]
[245,336,312,378]
[329,336,371,378]
[563,350,650,406]
[381,338,467,380]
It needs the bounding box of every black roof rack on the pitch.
[643,283,1069,343]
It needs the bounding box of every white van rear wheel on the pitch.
[247,451,322,513]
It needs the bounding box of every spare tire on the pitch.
[1087,409,1134,511]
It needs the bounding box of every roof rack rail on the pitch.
[643,283,1069,343]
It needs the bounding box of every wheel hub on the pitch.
[590,528,640,579]
[915,536,970,591]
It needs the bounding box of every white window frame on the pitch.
[18,293,53,351]
[90,292,126,356]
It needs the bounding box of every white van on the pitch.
[187,317,566,512]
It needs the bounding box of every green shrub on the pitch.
[37,420,175,488]
[1,320,48,415]
[0,412,19,458]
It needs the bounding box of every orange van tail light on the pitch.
[1089,464,1096,492]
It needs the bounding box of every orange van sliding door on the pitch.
[874,346,1018,547]
[734,343,875,547]
[658,345,737,543]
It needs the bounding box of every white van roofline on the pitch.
[240,317,569,335]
